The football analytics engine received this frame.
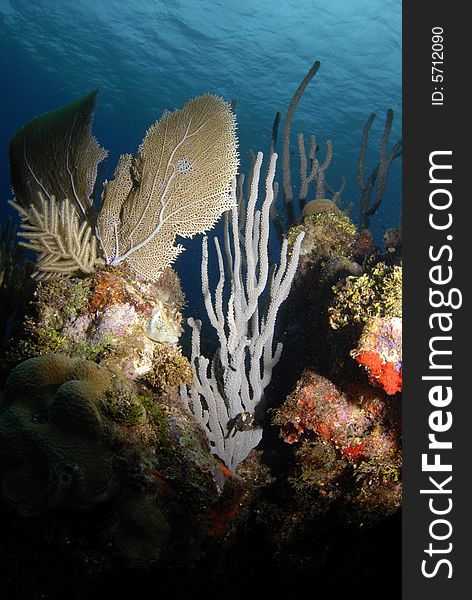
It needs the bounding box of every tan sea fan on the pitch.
[96,93,239,280]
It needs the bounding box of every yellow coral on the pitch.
[329,261,402,329]
[289,210,357,262]
[145,343,193,394]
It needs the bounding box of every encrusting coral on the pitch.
[9,265,190,385]
[351,315,402,394]
[329,261,402,330]
[288,207,357,263]
[328,260,402,393]
[273,369,402,522]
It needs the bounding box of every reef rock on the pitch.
[351,316,402,394]
[11,266,187,382]
[273,369,402,522]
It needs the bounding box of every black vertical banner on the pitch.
[403,3,469,598]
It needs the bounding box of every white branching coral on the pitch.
[180,152,305,471]
[8,193,102,280]
[96,94,239,280]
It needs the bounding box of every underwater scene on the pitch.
[0,1,402,597]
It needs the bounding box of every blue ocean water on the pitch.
[0,0,401,314]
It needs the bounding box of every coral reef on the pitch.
[8,266,188,382]
[268,171,403,551]
[273,370,402,522]
[0,248,266,585]
[0,351,259,575]
[0,67,402,596]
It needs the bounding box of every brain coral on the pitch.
[0,354,116,515]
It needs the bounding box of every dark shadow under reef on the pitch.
[0,506,401,599]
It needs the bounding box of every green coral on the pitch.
[329,261,402,329]
[23,321,68,354]
[102,386,144,427]
[10,274,124,365]
[139,395,172,453]
[288,210,357,263]
[99,366,172,452]
[14,316,117,365]
[73,333,117,363]
[37,277,92,323]
[11,277,94,361]
[0,354,116,515]
[145,343,193,394]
